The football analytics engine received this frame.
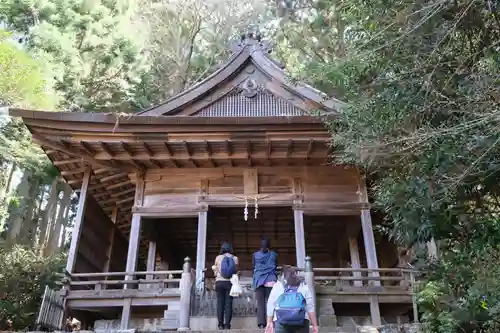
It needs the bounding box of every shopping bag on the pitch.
[229,274,242,297]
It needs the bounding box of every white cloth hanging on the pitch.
[229,274,242,297]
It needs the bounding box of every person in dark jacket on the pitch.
[252,238,278,328]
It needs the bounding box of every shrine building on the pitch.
[11,34,418,332]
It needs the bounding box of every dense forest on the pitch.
[0,0,499,332]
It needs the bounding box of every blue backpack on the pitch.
[220,255,236,279]
[276,285,306,326]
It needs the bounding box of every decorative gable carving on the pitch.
[193,88,305,117]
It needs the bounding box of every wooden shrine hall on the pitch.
[11,34,418,331]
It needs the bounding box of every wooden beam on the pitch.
[100,172,129,183]
[94,167,114,175]
[32,134,130,171]
[143,143,154,157]
[92,148,329,162]
[100,141,114,157]
[54,158,84,166]
[183,141,197,167]
[79,141,95,155]
[66,166,92,273]
[204,141,215,167]
[60,167,87,176]
[106,180,132,190]
[112,188,136,198]
[88,182,109,191]
[120,141,134,157]
[117,196,134,205]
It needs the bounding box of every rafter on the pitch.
[106,180,132,190]
[183,141,197,167]
[204,141,215,167]
[111,188,135,198]
[54,158,84,166]
[143,142,154,157]
[100,172,129,183]
[32,134,127,171]
[60,167,87,176]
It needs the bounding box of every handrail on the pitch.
[313,267,419,273]
[69,270,183,278]
[70,278,182,286]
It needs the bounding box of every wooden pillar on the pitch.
[294,209,306,268]
[348,236,363,287]
[124,214,141,285]
[358,175,381,326]
[179,257,192,331]
[65,166,92,274]
[146,241,157,280]
[195,210,207,290]
[121,172,145,329]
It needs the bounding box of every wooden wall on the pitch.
[142,166,362,214]
[75,196,127,273]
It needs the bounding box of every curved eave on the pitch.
[137,45,344,117]
[10,109,333,128]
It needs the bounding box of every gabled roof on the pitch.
[137,33,344,117]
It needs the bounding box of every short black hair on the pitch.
[220,242,233,255]
[260,238,270,252]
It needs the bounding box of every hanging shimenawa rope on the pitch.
[234,194,270,221]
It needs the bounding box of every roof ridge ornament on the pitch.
[229,32,272,54]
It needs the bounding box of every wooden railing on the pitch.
[66,270,183,290]
[61,257,194,330]
[313,267,419,287]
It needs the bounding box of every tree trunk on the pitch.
[0,162,17,231]
[17,176,41,245]
[47,183,72,254]
[5,169,32,242]
[38,177,59,253]
[32,185,47,247]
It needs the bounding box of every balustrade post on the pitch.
[178,257,192,331]
[411,272,419,323]
[304,256,316,307]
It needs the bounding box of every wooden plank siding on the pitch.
[74,196,127,275]
[138,166,363,213]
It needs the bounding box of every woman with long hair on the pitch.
[252,238,278,328]
[212,242,239,329]
[265,266,318,333]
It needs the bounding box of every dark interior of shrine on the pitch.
[143,207,398,273]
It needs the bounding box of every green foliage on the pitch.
[276,0,500,331]
[0,245,65,330]
[0,118,50,173]
[0,0,149,112]
[0,30,57,109]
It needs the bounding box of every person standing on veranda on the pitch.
[252,238,278,328]
[265,266,319,333]
[212,242,239,330]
